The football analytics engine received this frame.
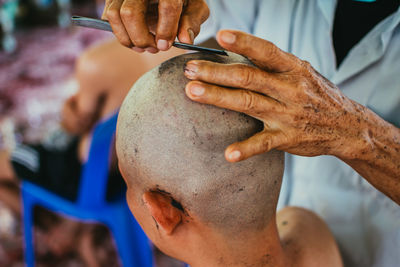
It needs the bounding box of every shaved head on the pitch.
[116,52,284,235]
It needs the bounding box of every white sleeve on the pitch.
[195,0,260,44]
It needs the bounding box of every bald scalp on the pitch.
[117,52,284,234]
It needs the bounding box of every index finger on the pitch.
[185,81,283,120]
[120,0,157,48]
[216,30,297,73]
[104,0,134,48]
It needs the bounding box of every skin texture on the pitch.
[116,53,343,267]
[184,30,400,205]
[102,0,209,52]
[277,207,343,267]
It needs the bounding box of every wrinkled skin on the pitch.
[184,30,400,204]
[102,0,209,52]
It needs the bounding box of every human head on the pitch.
[116,52,284,263]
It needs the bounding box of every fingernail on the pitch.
[157,39,169,51]
[228,150,241,161]
[184,62,198,78]
[189,84,204,96]
[220,31,236,44]
[132,47,145,53]
[146,47,158,53]
[188,29,195,43]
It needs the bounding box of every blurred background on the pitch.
[0,0,109,144]
[0,1,180,266]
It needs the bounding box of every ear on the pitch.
[142,191,183,235]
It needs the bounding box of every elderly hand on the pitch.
[184,30,368,162]
[102,0,209,53]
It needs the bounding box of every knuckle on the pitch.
[263,140,272,152]
[120,38,133,47]
[262,42,278,58]
[295,76,309,89]
[242,91,257,112]
[260,135,272,152]
[214,87,226,106]
[260,43,282,67]
[202,62,217,78]
[237,65,255,88]
[120,6,135,19]
[106,8,120,21]
[132,38,151,48]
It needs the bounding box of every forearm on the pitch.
[335,103,400,204]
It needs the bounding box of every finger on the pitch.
[184,60,283,99]
[216,30,297,73]
[185,81,282,119]
[177,0,209,44]
[120,0,157,49]
[156,0,184,50]
[224,130,282,162]
[104,0,133,47]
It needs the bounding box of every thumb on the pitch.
[216,30,296,73]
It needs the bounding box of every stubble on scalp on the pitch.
[116,52,284,235]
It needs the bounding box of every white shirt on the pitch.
[197,1,400,266]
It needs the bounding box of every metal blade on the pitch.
[71,16,113,32]
[71,16,228,56]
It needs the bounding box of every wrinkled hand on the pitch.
[184,30,364,162]
[102,0,209,53]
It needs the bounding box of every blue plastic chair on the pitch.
[20,111,153,267]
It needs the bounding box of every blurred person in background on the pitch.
[0,37,183,266]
